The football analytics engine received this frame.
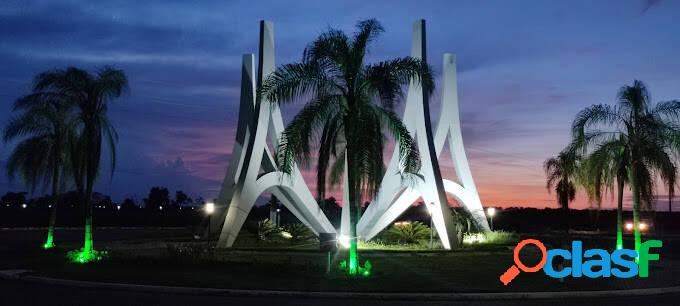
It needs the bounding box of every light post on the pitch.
[275,208,281,227]
[205,202,215,239]
[428,202,435,249]
[487,207,496,231]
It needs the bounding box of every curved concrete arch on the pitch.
[216,21,335,248]
[355,20,490,249]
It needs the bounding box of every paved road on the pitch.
[1,279,679,306]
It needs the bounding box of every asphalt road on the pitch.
[1,278,679,306]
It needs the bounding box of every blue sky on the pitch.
[1,0,679,209]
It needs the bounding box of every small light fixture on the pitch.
[116,205,121,210]
[394,221,411,227]
[159,206,163,211]
[22,204,27,209]
[205,202,215,215]
[276,208,281,212]
[625,222,634,231]
[639,222,648,231]
[487,207,496,217]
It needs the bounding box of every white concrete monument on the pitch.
[215,21,335,248]
[350,20,490,249]
[216,20,488,249]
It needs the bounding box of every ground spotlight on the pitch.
[205,202,215,215]
[338,235,350,249]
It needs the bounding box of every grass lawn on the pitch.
[2,228,678,293]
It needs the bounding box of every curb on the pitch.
[2,270,680,301]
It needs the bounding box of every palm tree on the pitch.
[572,80,680,253]
[544,148,579,232]
[579,136,629,249]
[3,87,73,249]
[261,19,428,275]
[33,66,127,260]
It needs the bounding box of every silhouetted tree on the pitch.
[31,66,127,258]
[145,187,170,211]
[174,190,191,207]
[572,80,680,252]
[3,81,74,249]
[1,192,28,208]
[121,198,137,210]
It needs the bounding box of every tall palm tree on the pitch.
[544,148,579,232]
[33,66,127,260]
[579,136,629,249]
[572,80,680,253]
[3,88,73,249]
[262,19,428,275]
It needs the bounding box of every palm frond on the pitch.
[261,62,336,105]
[362,57,434,110]
[276,95,341,175]
[571,104,623,148]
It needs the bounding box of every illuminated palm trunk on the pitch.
[628,166,642,254]
[82,126,98,255]
[616,179,624,250]
[44,158,61,249]
[348,199,359,275]
[83,191,93,253]
[44,202,57,249]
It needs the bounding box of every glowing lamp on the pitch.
[625,222,633,231]
[487,207,496,217]
[338,235,350,248]
[639,222,648,231]
[205,202,215,215]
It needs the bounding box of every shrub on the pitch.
[463,230,516,245]
[257,219,280,241]
[382,221,431,244]
[282,223,314,242]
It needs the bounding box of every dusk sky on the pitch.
[2,0,679,210]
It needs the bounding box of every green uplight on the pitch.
[338,259,372,277]
[43,235,55,249]
[66,248,106,264]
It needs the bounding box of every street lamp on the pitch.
[487,207,496,231]
[205,202,215,239]
[276,208,281,227]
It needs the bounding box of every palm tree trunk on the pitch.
[83,126,97,254]
[348,194,360,276]
[628,166,642,254]
[616,179,624,250]
[345,137,360,276]
[562,201,569,234]
[44,171,59,249]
